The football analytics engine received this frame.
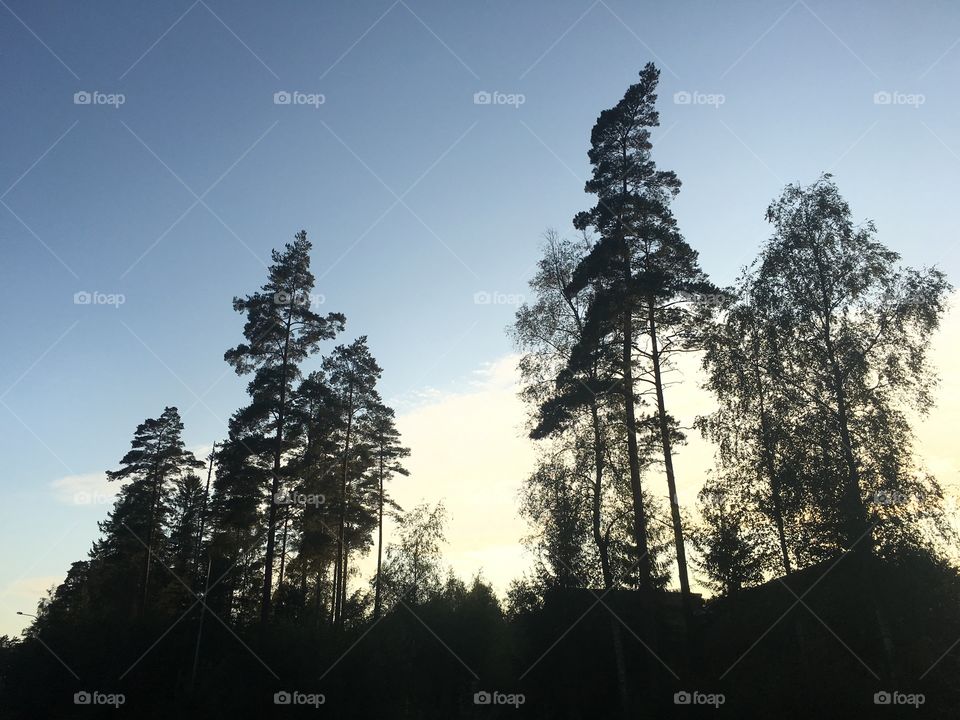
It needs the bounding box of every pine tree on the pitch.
[224,230,345,623]
[105,406,203,613]
[567,64,716,624]
[368,403,409,619]
[322,336,382,625]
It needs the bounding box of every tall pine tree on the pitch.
[224,231,345,623]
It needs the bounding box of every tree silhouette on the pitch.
[224,231,345,623]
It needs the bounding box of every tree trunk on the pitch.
[141,425,167,614]
[331,539,341,625]
[753,358,792,575]
[278,509,290,589]
[335,384,354,626]
[194,443,216,581]
[374,444,385,619]
[647,297,693,632]
[261,300,295,624]
[340,543,349,623]
[623,294,651,586]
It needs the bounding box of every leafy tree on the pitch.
[752,175,952,557]
[379,502,447,609]
[700,290,810,575]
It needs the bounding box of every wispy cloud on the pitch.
[50,472,116,506]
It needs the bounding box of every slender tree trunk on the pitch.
[832,379,870,548]
[190,555,212,691]
[194,443,216,581]
[262,412,284,622]
[261,285,297,625]
[141,426,167,614]
[141,470,161,613]
[810,252,870,551]
[314,569,322,627]
[588,402,630,718]
[753,359,792,575]
[374,445,385,619]
[335,385,354,625]
[811,252,895,679]
[618,215,652,591]
[623,292,651,585]
[647,298,693,631]
[340,542,349,623]
[589,403,613,585]
[826,336,896,679]
[278,509,290,589]
[331,539,341,625]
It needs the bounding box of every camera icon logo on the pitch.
[874,691,892,705]
[673,91,692,105]
[274,91,292,105]
[674,691,692,705]
[73,691,91,705]
[474,691,491,705]
[74,291,92,305]
[473,91,492,105]
[74,91,92,105]
[873,91,892,105]
[274,690,292,705]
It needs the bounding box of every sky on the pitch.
[2,0,959,637]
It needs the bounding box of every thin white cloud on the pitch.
[50,472,117,506]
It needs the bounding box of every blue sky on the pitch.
[2,0,959,635]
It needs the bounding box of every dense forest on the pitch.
[2,64,958,718]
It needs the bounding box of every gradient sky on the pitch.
[2,0,959,636]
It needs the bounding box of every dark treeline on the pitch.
[2,65,959,719]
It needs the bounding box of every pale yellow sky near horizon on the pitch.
[383,295,960,598]
[4,297,957,638]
